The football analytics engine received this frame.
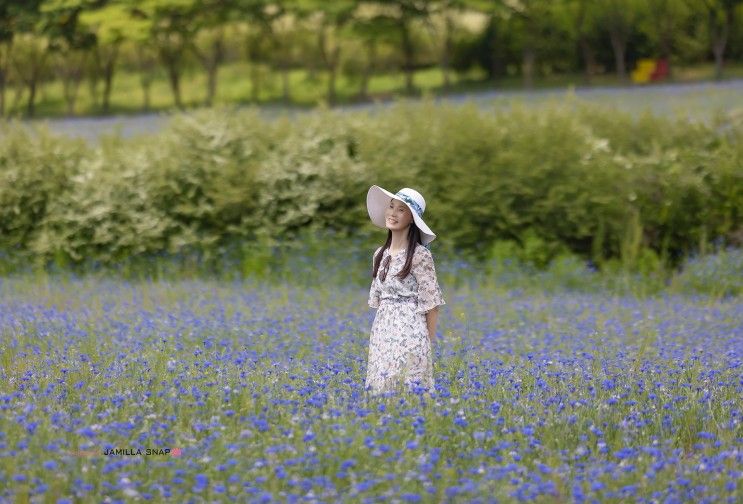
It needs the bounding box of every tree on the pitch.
[191,0,234,106]
[698,0,743,80]
[140,0,199,109]
[503,0,556,89]
[296,0,357,104]
[2,2,44,116]
[272,8,310,103]
[429,0,467,90]
[642,0,688,66]
[79,1,149,113]
[594,0,643,82]
[9,33,48,117]
[40,0,100,115]
[6,1,46,117]
[463,0,512,84]
[563,0,600,84]
[351,5,397,98]
[0,2,17,116]
[370,0,432,95]
[236,0,282,102]
[118,38,158,110]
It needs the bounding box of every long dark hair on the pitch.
[371,221,423,280]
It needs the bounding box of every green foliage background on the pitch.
[1,100,741,277]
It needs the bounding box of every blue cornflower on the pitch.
[445,486,460,497]
[192,474,208,492]
[536,463,552,475]
[77,426,96,438]
[454,416,468,428]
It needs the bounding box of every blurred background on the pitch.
[0,0,741,117]
[0,0,741,298]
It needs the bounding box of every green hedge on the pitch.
[1,100,741,271]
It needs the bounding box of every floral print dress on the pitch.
[366,243,446,396]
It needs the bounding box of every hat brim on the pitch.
[367,185,436,245]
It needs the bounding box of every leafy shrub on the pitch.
[0,125,87,254]
[671,246,743,298]
[0,102,740,274]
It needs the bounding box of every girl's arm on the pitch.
[425,306,439,344]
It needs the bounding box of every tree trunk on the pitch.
[712,41,726,80]
[246,30,268,103]
[0,70,5,116]
[102,61,114,113]
[328,47,340,105]
[441,15,453,90]
[486,14,500,83]
[160,39,184,108]
[708,6,732,82]
[11,81,23,111]
[327,64,337,104]
[609,31,627,81]
[88,74,100,108]
[281,67,290,103]
[26,80,36,117]
[0,43,9,116]
[63,77,80,115]
[206,63,218,105]
[318,29,340,105]
[520,16,537,87]
[659,34,672,61]
[141,78,152,111]
[491,55,502,83]
[58,50,85,116]
[165,61,182,108]
[659,33,673,79]
[23,50,47,118]
[250,64,260,102]
[101,46,118,113]
[360,39,376,99]
[400,20,415,94]
[87,49,100,108]
[137,50,155,111]
[522,47,535,89]
[65,89,76,115]
[202,35,224,106]
[579,37,595,85]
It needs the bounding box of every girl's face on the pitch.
[385,198,413,231]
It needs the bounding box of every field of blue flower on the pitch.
[1,268,741,503]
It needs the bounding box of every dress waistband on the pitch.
[379,295,417,304]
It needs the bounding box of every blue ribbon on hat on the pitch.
[395,192,423,218]
[394,191,432,249]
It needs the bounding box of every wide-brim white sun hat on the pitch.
[367,185,436,245]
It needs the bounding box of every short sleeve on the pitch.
[412,247,446,314]
[368,247,382,309]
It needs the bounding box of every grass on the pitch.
[5,61,743,119]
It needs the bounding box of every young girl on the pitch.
[365,185,446,396]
